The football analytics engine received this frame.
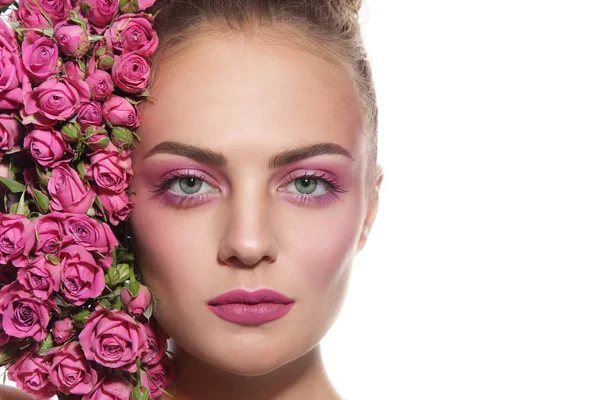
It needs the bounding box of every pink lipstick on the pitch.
[207,288,295,325]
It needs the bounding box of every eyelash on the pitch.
[149,170,348,209]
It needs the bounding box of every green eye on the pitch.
[179,177,203,194]
[294,178,318,194]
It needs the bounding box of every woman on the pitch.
[1,0,383,398]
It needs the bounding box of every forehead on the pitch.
[137,30,365,160]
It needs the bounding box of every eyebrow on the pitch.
[143,141,354,169]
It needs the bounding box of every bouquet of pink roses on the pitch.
[0,0,174,398]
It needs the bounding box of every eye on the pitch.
[278,171,347,207]
[149,170,221,209]
[164,175,216,196]
[285,177,330,196]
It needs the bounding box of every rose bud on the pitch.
[102,95,140,128]
[120,284,151,316]
[61,121,81,143]
[53,21,90,58]
[86,133,111,152]
[52,317,75,344]
[64,61,85,80]
[83,0,118,31]
[97,189,132,226]
[77,101,104,131]
[84,70,113,102]
[98,53,115,71]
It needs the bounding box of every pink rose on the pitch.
[98,189,132,225]
[59,245,105,305]
[64,61,85,80]
[0,42,24,110]
[86,148,132,193]
[111,52,150,93]
[141,318,168,365]
[48,341,98,395]
[79,306,149,372]
[22,78,89,127]
[48,165,96,214]
[85,70,113,101]
[7,349,57,399]
[53,21,90,58]
[23,0,71,25]
[0,213,35,267]
[0,113,25,152]
[63,214,117,268]
[84,0,119,31]
[120,284,151,317]
[34,212,66,255]
[83,376,132,400]
[108,13,158,57]
[22,36,60,82]
[15,2,51,29]
[0,281,52,341]
[77,101,104,130]
[0,19,17,51]
[102,95,139,127]
[140,356,175,398]
[24,128,73,168]
[17,256,60,300]
[52,317,74,344]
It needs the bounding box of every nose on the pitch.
[217,186,278,268]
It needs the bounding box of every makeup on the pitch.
[207,289,295,325]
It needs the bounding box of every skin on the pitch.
[128,26,383,400]
[0,27,383,400]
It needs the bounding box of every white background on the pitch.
[3,1,600,399]
[322,1,600,399]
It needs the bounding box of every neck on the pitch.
[160,343,342,400]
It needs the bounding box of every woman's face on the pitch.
[129,29,381,375]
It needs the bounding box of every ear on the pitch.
[357,164,384,253]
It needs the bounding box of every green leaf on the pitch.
[31,187,50,213]
[76,161,87,180]
[80,1,91,14]
[0,176,25,193]
[99,55,114,68]
[45,254,60,265]
[16,191,27,215]
[38,333,54,353]
[142,298,153,320]
[95,195,108,223]
[72,309,91,324]
[128,281,140,298]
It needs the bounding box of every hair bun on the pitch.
[344,0,362,15]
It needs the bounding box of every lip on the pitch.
[207,289,295,325]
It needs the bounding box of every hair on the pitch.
[144,0,379,187]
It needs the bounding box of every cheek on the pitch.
[129,200,213,292]
[283,194,365,295]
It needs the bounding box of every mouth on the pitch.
[207,288,294,306]
[207,288,295,325]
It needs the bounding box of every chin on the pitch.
[195,339,305,376]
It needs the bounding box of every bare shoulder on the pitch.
[0,386,34,400]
